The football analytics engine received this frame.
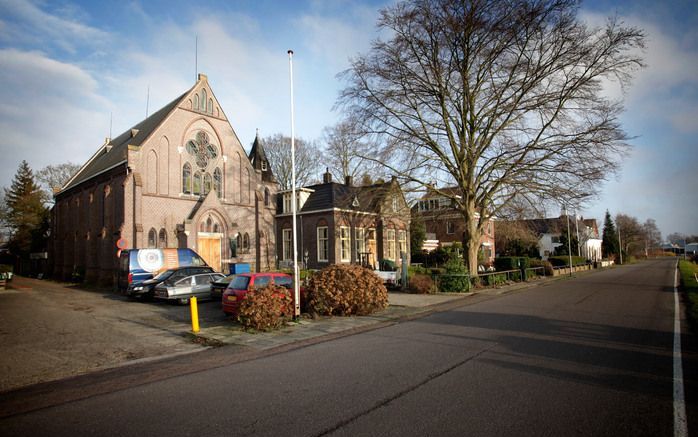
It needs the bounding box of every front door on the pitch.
[198,235,221,272]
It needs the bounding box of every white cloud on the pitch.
[0,0,108,53]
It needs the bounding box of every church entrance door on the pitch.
[198,234,222,272]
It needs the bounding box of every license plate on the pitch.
[226,295,237,301]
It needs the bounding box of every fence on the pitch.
[551,263,591,276]
[433,266,547,292]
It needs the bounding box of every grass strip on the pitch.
[679,260,698,331]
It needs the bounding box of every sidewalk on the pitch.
[191,276,556,350]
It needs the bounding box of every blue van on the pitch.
[118,248,208,295]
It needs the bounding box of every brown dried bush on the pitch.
[237,284,292,331]
[307,264,388,316]
[409,273,435,294]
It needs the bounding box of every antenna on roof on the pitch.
[145,85,150,119]
[109,112,112,140]
[195,34,198,81]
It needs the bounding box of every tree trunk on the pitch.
[461,206,481,274]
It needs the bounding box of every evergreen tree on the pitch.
[601,210,619,259]
[410,214,426,257]
[3,161,48,256]
[555,233,579,256]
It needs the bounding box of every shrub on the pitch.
[483,273,507,286]
[307,264,388,316]
[494,256,530,271]
[548,256,587,267]
[237,284,293,331]
[409,274,435,294]
[529,259,553,276]
[438,257,470,293]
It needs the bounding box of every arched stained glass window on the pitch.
[203,173,212,196]
[158,228,167,248]
[213,168,222,198]
[236,233,242,251]
[194,94,199,110]
[201,89,207,110]
[148,228,157,248]
[206,217,213,233]
[193,171,202,195]
[208,98,213,114]
[182,163,192,194]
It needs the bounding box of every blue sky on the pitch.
[0,0,696,237]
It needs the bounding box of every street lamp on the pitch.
[563,205,572,277]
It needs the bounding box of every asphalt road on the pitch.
[1,258,694,436]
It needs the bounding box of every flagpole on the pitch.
[288,49,300,318]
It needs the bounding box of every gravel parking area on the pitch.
[0,276,229,392]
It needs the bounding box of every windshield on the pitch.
[229,276,250,290]
[153,270,175,281]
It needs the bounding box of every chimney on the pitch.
[323,168,332,184]
[345,175,353,186]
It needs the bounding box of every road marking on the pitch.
[674,261,688,437]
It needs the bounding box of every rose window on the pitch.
[186,131,218,169]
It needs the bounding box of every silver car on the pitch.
[154,272,225,305]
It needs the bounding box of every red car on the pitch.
[222,272,305,316]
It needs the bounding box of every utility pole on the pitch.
[617,223,623,265]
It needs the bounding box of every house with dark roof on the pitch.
[49,74,277,284]
[275,171,410,270]
[499,215,602,261]
[412,187,496,263]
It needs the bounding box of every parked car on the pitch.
[210,274,235,298]
[118,248,208,293]
[128,266,214,299]
[154,272,225,305]
[222,272,305,316]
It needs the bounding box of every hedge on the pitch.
[547,256,587,267]
[494,256,530,271]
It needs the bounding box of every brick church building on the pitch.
[49,74,277,285]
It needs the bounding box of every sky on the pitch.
[0,0,696,238]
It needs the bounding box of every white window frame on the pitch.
[398,230,407,257]
[340,226,351,262]
[386,229,396,261]
[317,226,328,262]
[283,194,292,214]
[282,228,292,261]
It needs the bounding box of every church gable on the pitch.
[180,73,226,121]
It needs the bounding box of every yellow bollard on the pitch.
[190,296,200,333]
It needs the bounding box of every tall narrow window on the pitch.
[201,89,207,111]
[264,188,270,206]
[283,193,291,213]
[213,168,222,198]
[148,228,157,248]
[317,226,328,262]
[398,230,407,258]
[386,229,396,260]
[193,171,202,195]
[208,98,213,114]
[340,226,351,262]
[203,173,212,195]
[158,228,167,248]
[182,163,192,194]
[446,221,455,234]
[244,168,250,204]
[355,228,365,261]
[243,233,250,252]
[194,94,199,111]
[282,229,292,261]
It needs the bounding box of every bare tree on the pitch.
[322,119,387,183]
[615,213,644,257]
[642,218,661,256]
[261,134,321,190]
[338,0,645,272]
[36,162,81,200]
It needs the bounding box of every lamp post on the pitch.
[288,49,300,319]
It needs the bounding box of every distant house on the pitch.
[275,172,410,270]
[499,216,602,261]
[411,187,495,263]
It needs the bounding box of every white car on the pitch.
[154,272,225,305]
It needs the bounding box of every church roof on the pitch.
[59,90,190,195]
